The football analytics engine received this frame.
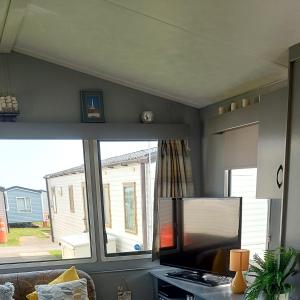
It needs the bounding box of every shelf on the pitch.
[206,103,260,135]
[0,122,190,140]
[150,267,243,300]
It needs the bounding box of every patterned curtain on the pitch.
[152,139,194,260]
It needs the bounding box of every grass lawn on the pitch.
[0,226,51,247]
[48,250,62,259]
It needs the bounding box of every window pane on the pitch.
[0,140,91,264]
[124,183,137,234]
[230,168,269,258]
[17,198,26,212]
[99,141,157,256]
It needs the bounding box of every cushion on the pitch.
[36,278,88,300]
[26,266,79,300]
[0,282,14,300]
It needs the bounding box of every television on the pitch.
[159,197,242,280]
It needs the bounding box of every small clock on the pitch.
[140,111,154,124]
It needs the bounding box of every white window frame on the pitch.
[16,197,32,213]
[0,140,97,270]
[94,140,154,262]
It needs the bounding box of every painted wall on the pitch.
[0,52,201,300]
[199,83,287,198]
[5,52,201,193]
[6,188,44,223]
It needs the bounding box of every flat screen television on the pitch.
[159,197,242,278]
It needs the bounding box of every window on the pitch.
[103,184,112,228]
[99,141,158,256]
[229,168,269,258]
[51,187,57,214]
[0,140,92,265]
[123,182,137,234]
[81,182,88,233]
[16,197,32,213]
[68,185,75,213]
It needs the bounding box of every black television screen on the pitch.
[159,197,242,277]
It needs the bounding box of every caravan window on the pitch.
[98,141,157,257]
[123,182,137,234]
[0,140,92,265]
[16,197,32,213]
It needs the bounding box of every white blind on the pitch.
[230,168,269,258]
[224,124,258,170]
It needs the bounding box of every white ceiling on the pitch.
[1,0,300,108]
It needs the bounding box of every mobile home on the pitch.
[45,148,156,253]
[6,186,48,225]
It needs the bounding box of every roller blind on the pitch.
[224,124,258,170]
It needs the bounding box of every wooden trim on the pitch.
[103,183,112,228]
[123,182,137,235]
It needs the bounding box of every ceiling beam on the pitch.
[0,0,28,53]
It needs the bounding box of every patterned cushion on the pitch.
[0,282,15,300]
[0,269,96,300]
[36,278,88,300]
[26,266,80,300]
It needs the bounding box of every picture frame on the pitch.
[80,90,105,123]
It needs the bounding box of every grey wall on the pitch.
[199,82,287,197]
[0,52,201,300]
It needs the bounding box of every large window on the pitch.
[0,140,92,265]
[99,141,157,256]
[229,168,269,258]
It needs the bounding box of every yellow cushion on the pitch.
[26,266,79,300]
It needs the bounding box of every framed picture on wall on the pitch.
[80,90,105,123]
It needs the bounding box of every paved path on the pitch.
[0,236,61,263]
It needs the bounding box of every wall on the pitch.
[0,52,201,300]
[199,82,287,197]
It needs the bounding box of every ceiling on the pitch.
[0,0,299,108]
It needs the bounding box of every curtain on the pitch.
[152,139,194,260]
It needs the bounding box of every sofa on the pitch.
[0,269,96,300]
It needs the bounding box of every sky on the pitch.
[0,140,157,190]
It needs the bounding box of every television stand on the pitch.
[150,267,244,300]
[166,270,231,287]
